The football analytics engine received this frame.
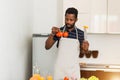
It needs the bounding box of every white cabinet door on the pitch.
[89,0,107,33]
[107,0,120,34]
[63,0,91,13]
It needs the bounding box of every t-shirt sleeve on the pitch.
[53,35,60,48]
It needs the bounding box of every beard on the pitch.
[65,23,75,29]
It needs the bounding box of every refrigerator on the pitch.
[32,34,58,77]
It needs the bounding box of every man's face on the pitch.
[65,13,77,29]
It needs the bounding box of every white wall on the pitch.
[0,0,32,80]
[33,0,63,34]
[80,34,120,64]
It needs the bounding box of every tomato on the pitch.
[64,76,69,80]
[56,31,63,37]
[63,32,68,37]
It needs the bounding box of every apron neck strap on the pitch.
[63,26,78,39]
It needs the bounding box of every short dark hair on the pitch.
[65,7,78,18]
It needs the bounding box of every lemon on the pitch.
[83,26,88,29]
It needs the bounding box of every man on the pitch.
[45,7,89,80]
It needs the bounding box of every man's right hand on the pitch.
[45,27,60,50]
[51,27,60,35]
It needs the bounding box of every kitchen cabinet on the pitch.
[107,0,120,34]
[63,0,120,33]
[88,0,107,33]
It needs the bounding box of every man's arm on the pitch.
[45,34,56,50]
[45,27,60,50]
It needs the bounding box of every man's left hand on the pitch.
[81,40,89,52]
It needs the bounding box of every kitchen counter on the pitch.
[80,63,120,80]
[80,63,120,72]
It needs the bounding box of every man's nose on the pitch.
[66,20,71,24]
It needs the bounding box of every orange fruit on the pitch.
[40,77,45,80]
[33,74,40,77]
[30,77,39,80]
[29,74,41,80]
[63,32,68,37]
[56,31,63,37]
[47,75,53,80]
